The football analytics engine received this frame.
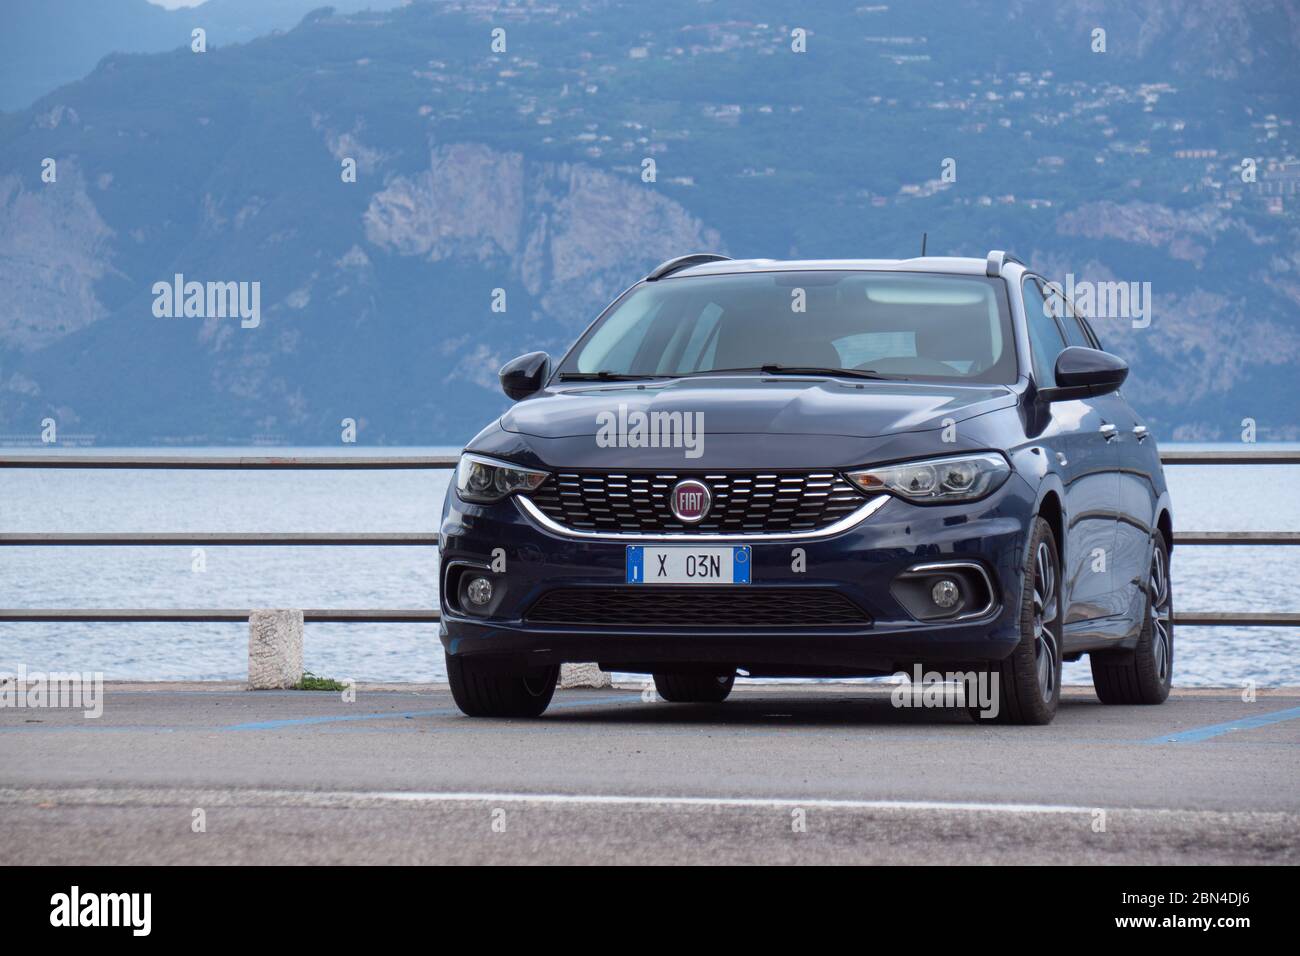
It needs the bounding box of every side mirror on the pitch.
[1038,346,1128,402]
[499,351,550,401]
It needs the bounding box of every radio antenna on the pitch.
[920,232,928,256]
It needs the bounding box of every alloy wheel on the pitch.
[1150,546,1172,684]
[1032,539,1060,703]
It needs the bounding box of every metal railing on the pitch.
[1,449,1297,627]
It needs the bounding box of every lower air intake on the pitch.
[525,588,870,628]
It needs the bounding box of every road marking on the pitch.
[351,790,1097,814]
[1140,704,1300,744]
[0,785,1099,815]
[224,709,453,731]
[6,786,1299,820]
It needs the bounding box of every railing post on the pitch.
[248,609,304,689]
[559,663,612,689]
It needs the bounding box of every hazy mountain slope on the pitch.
[0,0,1296,445]
[0,0,401,112]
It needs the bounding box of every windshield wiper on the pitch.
[759,364,889,381]
[556,371,672,382]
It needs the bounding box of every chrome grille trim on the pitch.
[515,494,888,541]
[524,470,874,535]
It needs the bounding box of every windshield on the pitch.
[557,271,1017,384]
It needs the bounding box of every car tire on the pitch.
[652,671,735,703]
[972,516,1062,725]
[1090,530,1173,705]
[446,653,559,717]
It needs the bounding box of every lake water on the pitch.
[1,444,1296,687]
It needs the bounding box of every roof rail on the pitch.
[985,249,1024,278]
[645,253,732,281]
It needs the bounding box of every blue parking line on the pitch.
[1139,705,1300,744]
[224,708,455,731]
[222,693,642,731]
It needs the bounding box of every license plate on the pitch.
[626,546,751,585]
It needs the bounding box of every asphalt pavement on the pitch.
[2,682,1296,864]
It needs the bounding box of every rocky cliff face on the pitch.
[364,143,723,327]
[0,165,115,351]
[0,131,727,442]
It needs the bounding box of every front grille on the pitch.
[526,588,871,628]
[524,470,867,534]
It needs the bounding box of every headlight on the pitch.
[845,453,1010,504]
[455,453,549,503]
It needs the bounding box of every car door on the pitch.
[1023,276,1121,622]
[1067,309,1157,620]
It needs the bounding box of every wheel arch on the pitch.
[1155,498,1174,553]
[1032,481,1066,558]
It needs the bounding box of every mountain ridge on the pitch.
[0,0,1296,445]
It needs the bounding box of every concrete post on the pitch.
[248,609,304,689]
[559,662,612,689]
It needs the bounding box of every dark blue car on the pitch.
[439,252,1173,724]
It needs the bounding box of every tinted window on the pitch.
[561,271,1018,384]
[1074,310,1103,351]
[1021,277,1066,387]
[1044,279,1104,350]
[1050,291,1092,349]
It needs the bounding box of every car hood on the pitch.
[500,375,1016,440]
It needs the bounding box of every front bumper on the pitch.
[438,478,1034,677]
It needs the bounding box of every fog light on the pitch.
[931,578,960,609]
[466,576,494,607]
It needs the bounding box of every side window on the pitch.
[1073,310,1103,351]
[1054,282,1104,350]
[1021,277,1066,388]
[1051,293,1091,349]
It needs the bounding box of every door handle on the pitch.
[1133,425,1149,441]
[1099,423,1118,441]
